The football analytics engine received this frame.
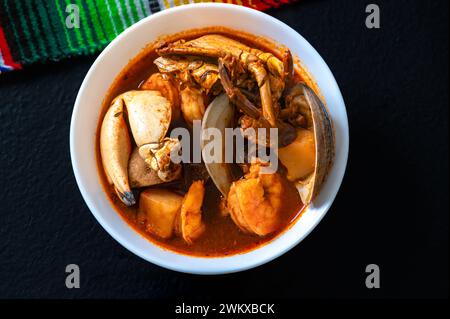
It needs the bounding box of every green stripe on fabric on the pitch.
[79,0,102,51]
[36,0,63,59]
[91,1,109,41]
[75,0,97,52]
[7,0,33,62]
[2,0,26,62]
[109,0,127,34]
[122,0,135,25]
[42,0,72,56]
[14,1,39,61]
[95,0,118,41]
[86,0,108,44]
[135,0,146,19]
[118,0,132,28]
[54,0,76,53]
[62,0,86,52]
[127,0,140,22]
[24,0,49,59]
[140,0,152,16]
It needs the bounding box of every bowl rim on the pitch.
[70,3,349,274]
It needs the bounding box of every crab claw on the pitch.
[100,96,136,206]
[123,90,172,147]
[100,90,174,206]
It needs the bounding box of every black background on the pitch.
[0,0,448,299]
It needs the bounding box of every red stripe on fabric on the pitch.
[255,2,272,10]
[0,25,22,69]
[262,0,281,8]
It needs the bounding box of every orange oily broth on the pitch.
[97,27,311,257]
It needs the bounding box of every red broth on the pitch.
[96,27,314,257]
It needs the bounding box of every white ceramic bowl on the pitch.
[70,3,349,274]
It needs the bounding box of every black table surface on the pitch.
[0,0,448,299]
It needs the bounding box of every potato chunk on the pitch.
[139,189,183,239]
[278,128,316,181]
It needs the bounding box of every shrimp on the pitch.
[175,180,206,244]
[142,72,205,127]
[141,73,181,120]
[227,163,285,236]
[180,86,206,126]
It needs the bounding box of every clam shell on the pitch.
[200,94,235,197]
[296,84,335,204]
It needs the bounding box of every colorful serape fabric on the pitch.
[0,0,295,73]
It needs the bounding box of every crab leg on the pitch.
[158,45,277,127]
[219,60,297,147]
[154,56,219,93]
[163,35,285,74]
[280,47,293,83]
[218,58,261,119]
[246,60,277,126]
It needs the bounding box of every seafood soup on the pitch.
[97,27,334,257]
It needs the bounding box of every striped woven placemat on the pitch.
[0,0,294,73]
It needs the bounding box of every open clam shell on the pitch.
[201,87,334,204]
[296,84,335,204]
[200,94,235,197]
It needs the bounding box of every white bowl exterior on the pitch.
[70,3,349,274]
